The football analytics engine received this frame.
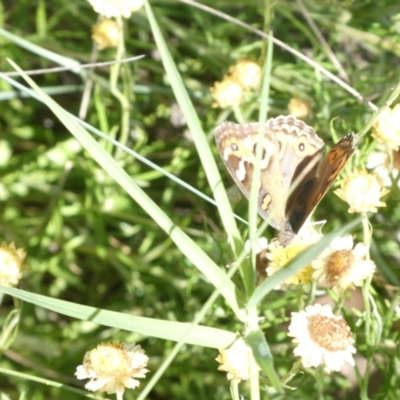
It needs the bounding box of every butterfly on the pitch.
[215,115,356,246]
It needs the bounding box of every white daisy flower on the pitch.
[216,339,255,383]
[372,104,400,151]
[76,342,149,399]
[312,235,376,294]
[288,304,356,373]
[366,150,392,187]
[334,169,389,214]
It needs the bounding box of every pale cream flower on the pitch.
[367,147,400,188]
[0,242,26,287]
[267,226,322,286]
[76,342,149,398]
[216,339,254,383]
[288,304,356,373]
[87,0,144,18]
[366,150,392,187]
[334,169,389,213]
[92,18,120,50]
[372,104,400,150]
[229,60,262,90]
[288,97,312,119]
[312,235,375,294]
[210,77,244,108]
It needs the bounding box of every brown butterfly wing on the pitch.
[215,117,325,231]
[285,133,356,236]
[215,121,288,230]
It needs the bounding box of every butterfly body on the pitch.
[215,115,356,245]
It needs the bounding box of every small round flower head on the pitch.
[216,339,253,383]
[75,342,149,397]
[87,0,144,18]
[210,77,244,108]
[312,235,376,294]
[266,226,322,286]
[367,147,400,188]
[366,150,392,187]
[288,304,356,373]
[92,18,120,50]
[229,60,262,90]
[288,97,312,119]
[0,242,26,287]
[334,169,389,213]
[372,104,400,150]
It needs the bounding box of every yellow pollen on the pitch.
[326,249,354,285]
[309,315,353,352]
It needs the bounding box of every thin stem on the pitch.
[361,213,372,254]
[233,105,245,124]
[247,307,260,400]
[359,213,374,399]
[109,15,131,158]
[230,381,240,400]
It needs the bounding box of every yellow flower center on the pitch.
[325,249,354,285]
[87,344,131,377]
[270,242,314,284]
[309,314,353,352]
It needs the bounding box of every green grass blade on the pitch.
[247,32,275,296]
[144,1,242,253]
[0,287,236,349]
[246,329,282,392]
[4,59,241,317]
[0,28,79,70]
[0,73,239,223]
[248,218,361,307]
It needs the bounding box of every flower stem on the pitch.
[247,306,260,400]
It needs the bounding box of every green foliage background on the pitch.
[1,0,400,399]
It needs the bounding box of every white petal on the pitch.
[323,355,344,372]
[85,378,110,392]
[350,260,376,285]
[294,342,323,368]
[305,303,332,317]
[75,365,88,379]
[331,235,353,251]
[307,349,324,368]
[352,243,368,260]
[124,378,141,389]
